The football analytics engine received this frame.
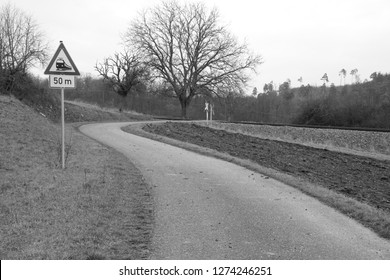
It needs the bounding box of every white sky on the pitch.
[8,0,390,91]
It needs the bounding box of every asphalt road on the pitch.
[80,122,390,259]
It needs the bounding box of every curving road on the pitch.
[80,122,390,259]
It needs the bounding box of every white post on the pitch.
[205,102,209,124]
[61,87,65,169]
[210,104,213,122]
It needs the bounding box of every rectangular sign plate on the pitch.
[49,75,76,88]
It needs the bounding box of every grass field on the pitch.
[0,95,153,259]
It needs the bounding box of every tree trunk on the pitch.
[181,104,187,119]
[179,96,191,119]
[119,94,127,112]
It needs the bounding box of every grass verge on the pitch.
[0,95,153,259]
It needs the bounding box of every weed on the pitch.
[101,165,107,184]
[82,168,92,193]
[55,129,73,168]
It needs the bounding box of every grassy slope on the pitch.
[0,95,153,259]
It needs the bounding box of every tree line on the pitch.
[254,73,390,128]
[61,71,390,129]
[1,1,389,128]
[1,1,261,120]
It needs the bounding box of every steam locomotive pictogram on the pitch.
[56,58,72,71]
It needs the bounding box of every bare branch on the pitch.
[95,50,149,99]
[0,3,48,93]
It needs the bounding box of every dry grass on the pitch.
[0,95,153,259]
[62,101,152,123]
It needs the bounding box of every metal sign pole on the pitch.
[61,87,65,169]
[43,41,79,170]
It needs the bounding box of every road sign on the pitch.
[44,41,80,169]
[49,75,75,88]
[44,41,80,75]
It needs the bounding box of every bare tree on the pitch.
[252,87,258,97]
[126,1,262,118]
[321,73,329,84]
[350,68,359,83]
[0,3,48,94]
[95,51,149,111]
[339,68,346,85]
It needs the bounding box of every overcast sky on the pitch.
[9,0,390,91]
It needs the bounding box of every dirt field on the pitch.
[205,122,390,159]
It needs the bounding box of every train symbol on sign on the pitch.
[44,41,80,75]
[56,58,72,71]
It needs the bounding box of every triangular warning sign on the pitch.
[44,41,80,75]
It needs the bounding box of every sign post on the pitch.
[61,88,65,169]
[44,41,80,169]
[210,103,213,122]
[205,101,209,124]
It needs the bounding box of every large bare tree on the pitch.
[126,1,262,118]
[0,3,48,94]
[95,50,149,110]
